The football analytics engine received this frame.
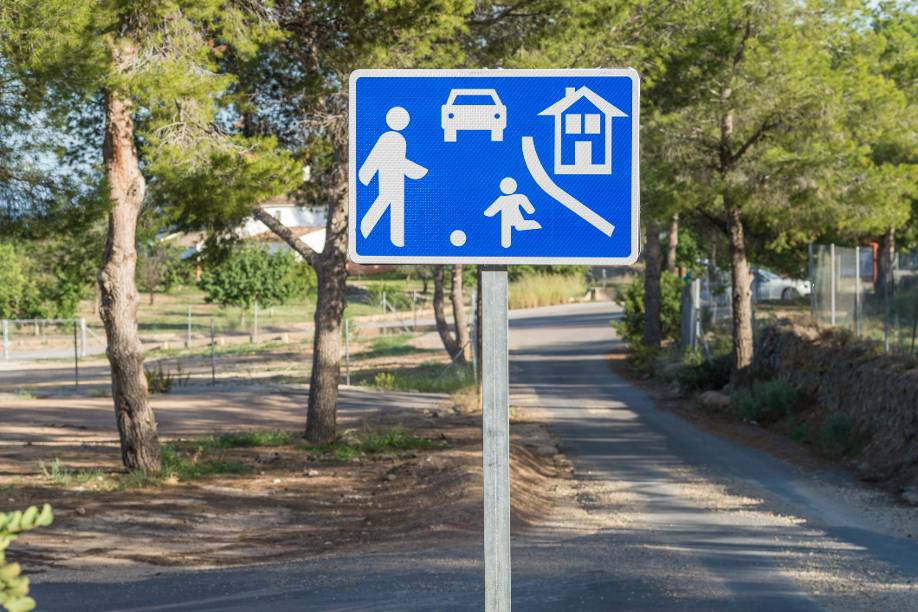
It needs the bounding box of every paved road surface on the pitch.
[32,302,918,611]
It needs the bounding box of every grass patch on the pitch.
[356,362,476,394]
[16,388,36,400]
[39,459,107,487]
[193,431,294,449]
[356,334,430,361]
[509,272,586,309]
[730,379,801,425]
[303,426,433,461]
[148,339,291,360]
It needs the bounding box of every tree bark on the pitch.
[451,264,470,362]
[643,222,663,348]
[98,74,161,472]
[433,265,460,357]
[304,137,349,444]
[726,204,754,388]
[666,213,679,273]
[876,227,895,298]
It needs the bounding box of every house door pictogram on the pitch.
[574,141,592,169]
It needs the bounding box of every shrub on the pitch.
[677,355,732,394]
[613,274,682,347]
[367,284,413,310]
[508,272,586,309]
[1,504,53,612]
[820,412,854,457]
[144,363,174,394]
[731,379,800,425]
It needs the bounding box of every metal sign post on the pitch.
[482,266,510,611]
[348,68,640,611]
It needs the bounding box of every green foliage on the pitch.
[144,363,175,394]
[820,412,854,457]
[159,444,250,482]
[731,379,801,425]
[677,355,732,394]
[360,334,425,360]
[367,284,413,310]
[137,242,186,300]
[193,431,295,449]
[508,272,587,309]
[199,246,314,310]
[0,244,28,319]
[39,459,105,487]
[0,504,53,612]
[361,362,476,394]
[304,427,433,462]
[614,274,682,347]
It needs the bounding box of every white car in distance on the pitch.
[442,89,506,142]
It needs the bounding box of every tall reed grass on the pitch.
[508,273,586,309]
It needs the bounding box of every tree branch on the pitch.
[731,115,781,165]
[252,205,319,266]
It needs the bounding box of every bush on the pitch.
[367,284,413,310]
[820,412,853,457]
[1,504,53,612]
[199,246,314,310]
[613,274,681,347]
[144,363,176,393]
[730,379,800,425]
[677,355,732,394]
[508,272,586,309]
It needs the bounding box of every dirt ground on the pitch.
[1,352,569,581]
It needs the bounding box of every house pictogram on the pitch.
[538,86,627,175]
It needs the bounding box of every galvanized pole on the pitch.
[79,318,87,358]
[252,301,259,344]
[186,307,192,348]
[481,266,510,612]
[830,243,837,326]
[344,318,351,386]
[470,288,479,384]
[854,246,861,336]
[2,319,8,361]
[412,290,418,330]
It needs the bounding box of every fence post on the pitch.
[252,301,259,344]
[752,269,759,353]
[344,318,350,386]
[412,290,417,329]
[79,318,87,357]
[73,320,79,388]
[210,319,216,385]
[830,243,837,326]
[808,243,816,322]
[2,320,8,361]
[854,246,861,336]
[680,274,693,354]
[186,307,192,348]
[692,278,701,351]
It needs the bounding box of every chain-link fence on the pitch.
[678,244,918,359]
[811,244,918,353]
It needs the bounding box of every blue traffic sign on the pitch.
[348,69,640,265]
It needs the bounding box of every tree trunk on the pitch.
[433,265,459,357]
[451,264,470,362]
[304,137,349,444]
[666,213,679,273]
[643,222,663,348]
[876,227,895,298]
[726,205,754,388]
[98,80,161,472]
[305,259,346,443]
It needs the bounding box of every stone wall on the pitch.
[759,324,918,494]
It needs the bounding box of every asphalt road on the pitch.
[32,302,918,611]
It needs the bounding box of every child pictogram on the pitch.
[483,177,542,248]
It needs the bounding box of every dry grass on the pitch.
[509,273,586,309]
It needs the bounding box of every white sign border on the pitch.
[348,68,640,266]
